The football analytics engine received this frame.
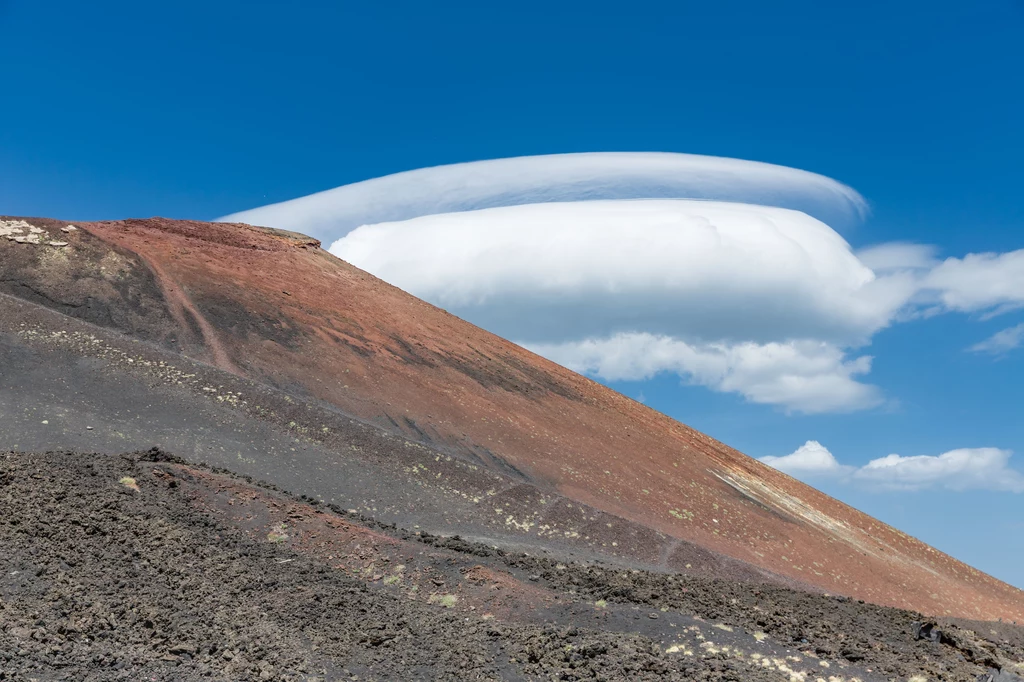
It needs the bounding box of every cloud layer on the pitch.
[223,153,1023,413]
[526,334,881,414]
[331,199,897,346]
[327,199,913,412]
[761,442,1024,493]
[220,152,869,244]
[330,202,1024,412]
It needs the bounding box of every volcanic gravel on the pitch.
[0,449,794,681]
[2,450,1022,681]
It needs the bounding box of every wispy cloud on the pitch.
[855,242,939,273]
[761,442,1024,493]
[969,323,1024,355]
[219,151,868,244]
[527,334,880,414]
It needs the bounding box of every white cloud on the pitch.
[762,443,1024,493]
[331,199,903,346]
[221,153,1024,414]
[526,333,881,414]
[219,152,868,244]
[840,243,1024,321]
[759,441,853,476]
[923,250,1024,314]
[969,323,1024,355]
[329,198,1024,413]
[854,448,1024,493]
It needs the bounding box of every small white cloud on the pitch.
[760,440,853,477]
[526,333,881,414]
[969,323,1024,355]
[923,249,1024,315]
[763,443,1024,493]
[854,448,1024,493]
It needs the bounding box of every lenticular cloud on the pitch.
[325,198,904,413]
[330,199,895,345]
[219,152,888,413]
[219,152,868,245]
[218,152,1024,413]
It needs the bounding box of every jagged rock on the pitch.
[977,669,1024,682]
[913,621,943,643]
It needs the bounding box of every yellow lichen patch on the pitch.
[712,623,733,632]
[427,593,458,608]
[267,522,289,543]
[753,631,768,642]
[699,641,721,655]
[118,476,140,492]
[665,644,694,656]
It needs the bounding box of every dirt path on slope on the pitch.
[124,250,240,375]
[74,221,240,375]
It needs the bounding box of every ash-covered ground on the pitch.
[2,221,1024,680]
[1,449,1021,681]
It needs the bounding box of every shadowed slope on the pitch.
[2,215,1022,622]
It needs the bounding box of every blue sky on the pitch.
[3,1,1023,587]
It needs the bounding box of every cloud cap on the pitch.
[330,199,892,345]
[219,152,868,244]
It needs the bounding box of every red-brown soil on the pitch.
[2,215,1023,624]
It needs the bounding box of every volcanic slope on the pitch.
[1,215,1022,624]
[6,448,1024,682]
